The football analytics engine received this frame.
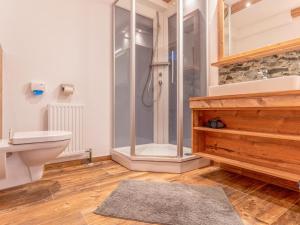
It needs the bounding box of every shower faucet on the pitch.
[158,72,163,86]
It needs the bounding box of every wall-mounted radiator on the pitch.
[48,104,85,157]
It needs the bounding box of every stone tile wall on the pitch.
[219,50,300,85]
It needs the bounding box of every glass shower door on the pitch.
[168,14,177,147]
[169,9,206,153]
[133,0,179,157]
[134,12,155,153]
[113,2,131,153]
[183,10,203,150]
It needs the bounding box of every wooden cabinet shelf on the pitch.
[193,127,300,142]
[194,152,300,183]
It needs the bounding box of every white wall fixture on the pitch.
[61,84,75,95]
[31,82,46,96]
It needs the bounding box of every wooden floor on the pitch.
[0,160,300,225]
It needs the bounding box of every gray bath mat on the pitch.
[95,180,243,225]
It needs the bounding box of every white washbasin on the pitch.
[209,75,300,96]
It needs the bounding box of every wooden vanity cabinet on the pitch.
[190,91,300,191]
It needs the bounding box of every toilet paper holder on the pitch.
[61,84,75,95]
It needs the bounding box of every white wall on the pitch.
[208,0,219,87]
[0,0,114,157]
[232,16,300,54]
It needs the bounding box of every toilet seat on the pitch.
[11,131,72,145]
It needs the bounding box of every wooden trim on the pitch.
[0,47,2,138]
[217,0,225,60]
[291,7,300,19]
[213,37,300,67]
[190,90,300,101]
[190,90,300,109]
[45,155,112,170]
[224,1,263,18]
[231,0,263,14]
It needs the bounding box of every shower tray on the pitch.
[112,144,210,173]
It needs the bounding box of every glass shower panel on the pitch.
[134,1,159,156]
[135,13,154,146]
[183,3,207,149]
[114,1,131,149]
[168,14,178,146]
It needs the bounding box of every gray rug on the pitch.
[95,180,243,225]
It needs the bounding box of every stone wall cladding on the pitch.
[219,50,300,85]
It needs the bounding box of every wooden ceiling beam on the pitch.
[291,7,300,19]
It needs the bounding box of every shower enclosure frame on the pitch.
[112,0,185,159]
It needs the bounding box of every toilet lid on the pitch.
[11,131,72,145]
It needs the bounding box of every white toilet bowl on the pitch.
[0,131,71,190]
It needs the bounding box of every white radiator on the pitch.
[48,104,85,157]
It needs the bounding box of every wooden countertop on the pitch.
[189,90,300,110]
[190,90,300,101]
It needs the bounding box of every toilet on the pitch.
[0,131,71,190]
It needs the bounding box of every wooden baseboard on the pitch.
[45,155,112,170]
[220,164,299,192]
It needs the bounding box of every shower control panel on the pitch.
[158,73,163,86]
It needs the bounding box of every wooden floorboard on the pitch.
[0,160,300,225]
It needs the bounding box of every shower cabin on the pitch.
[112,0,209,173]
